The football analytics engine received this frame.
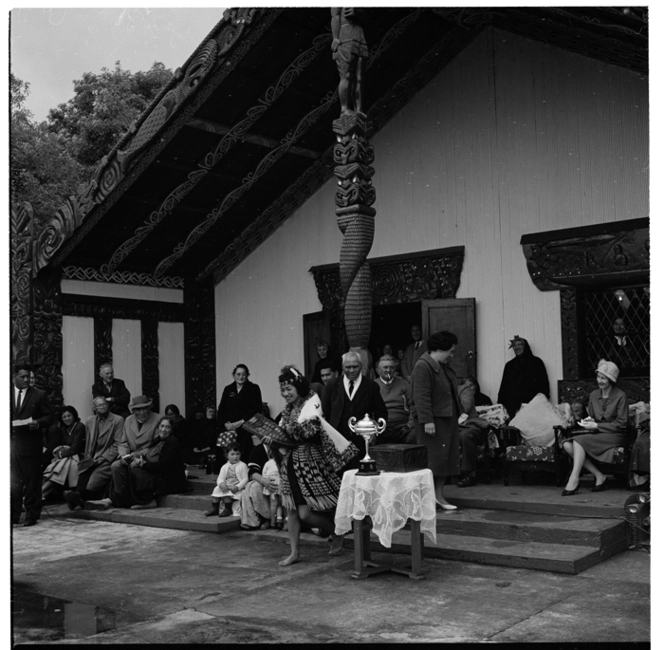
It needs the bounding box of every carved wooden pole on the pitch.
[10,202,34,365]
[331,7,375,373]
[11,201,64,406]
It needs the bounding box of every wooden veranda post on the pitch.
[331,7,376,372]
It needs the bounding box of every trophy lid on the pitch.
[349,413,380,434]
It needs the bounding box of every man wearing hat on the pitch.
[86,395,161,510]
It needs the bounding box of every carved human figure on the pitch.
[331,7,368,115]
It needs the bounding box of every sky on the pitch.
[10,7,227,121]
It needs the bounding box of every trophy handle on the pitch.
[348,416,357,433]
[376,418,387,435]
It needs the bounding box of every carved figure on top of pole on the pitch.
[331,8,375,375]
[331,7,368,115]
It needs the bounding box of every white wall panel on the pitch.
[158,322,186,415]
[62,315,95,420]
[112,319,142,404]
[215,28,648,410]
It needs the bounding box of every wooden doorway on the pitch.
[302,311,331,381]
[422,298,476,379]
[369,302,421,367]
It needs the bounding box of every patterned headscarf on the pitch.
[279,366,305,389]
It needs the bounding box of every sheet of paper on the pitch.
[12,418,34,426]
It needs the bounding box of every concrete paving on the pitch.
[11,512,650,644]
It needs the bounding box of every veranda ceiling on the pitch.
[43,6,647,289]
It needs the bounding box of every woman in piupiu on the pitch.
[411,330,462,511]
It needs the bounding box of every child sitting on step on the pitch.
[204,443,248,517]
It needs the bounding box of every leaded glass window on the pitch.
[578,285,650,379]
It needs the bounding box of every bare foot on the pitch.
[329,534,344,556]
[279,553,300,567]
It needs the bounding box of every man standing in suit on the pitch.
[64,395,124,510]
[86,395,161,510]
[11,362,53,526]
[322,350,388,469]
[92,363,131,419]
[401,325,426,380]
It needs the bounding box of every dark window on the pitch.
[578,285,649,379]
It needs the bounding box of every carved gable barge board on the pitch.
[520,217,649,291]
[311,246,465,310]
[62,294,185,322]
[47,8,278,270]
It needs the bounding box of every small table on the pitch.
[334,468,437,580]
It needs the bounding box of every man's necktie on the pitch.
[16,389,23,412]
[348,380,355,397]
[415,341,421,350]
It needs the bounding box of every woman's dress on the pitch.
[572,386,628,464]
[42,421,86,487]
[278,391,357,512]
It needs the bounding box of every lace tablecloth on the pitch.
[334,469,437,547]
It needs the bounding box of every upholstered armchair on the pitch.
[501,394,574,486]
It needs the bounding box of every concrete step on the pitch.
[59,504,241,534]
[434,508,627,548]
[252,521,627,574]
[386,528,625,575]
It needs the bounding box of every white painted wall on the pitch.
[214,29,649,414]
[62,315,95,420]
[158,322,186,414]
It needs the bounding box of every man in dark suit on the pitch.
[11,362,53,526]
[401,324,427,380]
[322,350,388,469]
[92,363,131,418]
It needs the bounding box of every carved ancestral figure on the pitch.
[331,8,368,114]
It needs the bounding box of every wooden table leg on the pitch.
[353,518,365,577]
[351,517,391,579]
[410,519,424,578]
[362,516,372,561]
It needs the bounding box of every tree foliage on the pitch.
[10,73,84,225]
[10,61,172,226]
[47,61,172,169]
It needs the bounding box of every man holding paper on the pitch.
[11,362,53,526]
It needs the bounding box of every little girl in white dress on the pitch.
[204,443,248,517]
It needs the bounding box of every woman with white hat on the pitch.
[561,359,629,495]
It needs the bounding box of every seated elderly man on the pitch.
[374,355,414,444]
[64,396,124,510]
[85,395,161,510]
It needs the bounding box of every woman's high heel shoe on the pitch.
[561,484,579,496]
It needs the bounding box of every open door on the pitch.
[421,298,476,379]
[303,311,331,381]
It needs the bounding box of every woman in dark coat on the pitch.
[42,405,86,500]
[411,330,462,510]
[498,336,549,418]
[217,364,264,463]
[561,359,628,495]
